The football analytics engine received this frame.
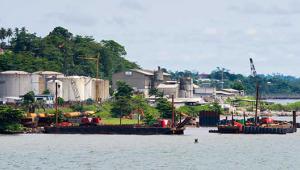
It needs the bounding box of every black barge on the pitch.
[44,125,185,135]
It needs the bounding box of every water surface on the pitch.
[0,128,299,170]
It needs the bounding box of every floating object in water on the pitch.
[194,138,198,143]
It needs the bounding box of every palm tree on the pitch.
[14,27,19,36]
[0,28,6,48]
[21,27,26,33]
[6,28,12,45]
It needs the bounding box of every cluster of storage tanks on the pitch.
[0,71,109,102]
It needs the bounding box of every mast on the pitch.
[249,58,259,125]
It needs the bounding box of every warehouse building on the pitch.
[112,67,171,97]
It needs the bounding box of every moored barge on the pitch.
[44,125,184,135]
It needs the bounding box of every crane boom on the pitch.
[249,58,257,77]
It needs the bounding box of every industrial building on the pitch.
[0,70,109,102]
[112,67,171,97]
[112,67,196,99]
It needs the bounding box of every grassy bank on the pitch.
[102,118,141,125]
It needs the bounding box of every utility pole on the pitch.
[80,54,100,102]
[55,81,58,127]
[172,95,175,128]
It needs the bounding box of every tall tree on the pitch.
[6,28,12,45]
[0,28,6,48]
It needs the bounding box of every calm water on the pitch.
[263,99,300,104]
[0,128,300,170]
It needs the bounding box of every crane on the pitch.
[249,58,259,125]
[80,54,101,102]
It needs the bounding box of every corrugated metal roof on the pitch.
[33,71,63,75]
[130,69,170,76]
[157,83,178,89]
[222,88,239,93]
[168,98,206,104]
[1,70,29,74]
[216,91,234,95]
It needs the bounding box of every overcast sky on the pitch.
[1,0,300,76]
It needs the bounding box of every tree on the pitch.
[231,81,244,91]
[6,28,12,45]
[23,91,35,113]
[0,26,140,81]
[112,81,134,123]
[156,97,173,118]
[114,81,134,98]
[43,89,50,94]
[0,105,24,133]
[0,28,6,47]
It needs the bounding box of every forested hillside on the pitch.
[0,27,139,80]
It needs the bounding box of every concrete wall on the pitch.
[158,87,179,98]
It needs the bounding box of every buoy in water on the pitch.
[194,138,198,143]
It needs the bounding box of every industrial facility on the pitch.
[0,71,109,102]
[112,66,171,97]
[112,67,195,98]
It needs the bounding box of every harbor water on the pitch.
[263,99,300,104]
[1,127,300,170]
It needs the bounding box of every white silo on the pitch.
[0,71,32,98]
[57,76,86,101]
[32,71,63,94]
[47,80,63,98]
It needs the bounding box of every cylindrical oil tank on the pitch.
[32,71,63,94]
[58,76,86,101]
[47,80,63,98]
[0,71,31,97]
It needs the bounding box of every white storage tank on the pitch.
[32,71,63,95]
[0,71,32,98]
[47,80,63,99]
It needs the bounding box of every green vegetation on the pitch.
[0,105,24,133]
[0,26,139,80]
[177,103,223,117]
[102,118,141,125]
[263,101,300,112]
[155,97,173,118]
[111,81,134,118]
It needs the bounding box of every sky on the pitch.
[1,0,300,76]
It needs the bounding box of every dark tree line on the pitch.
[170,67,300,96]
